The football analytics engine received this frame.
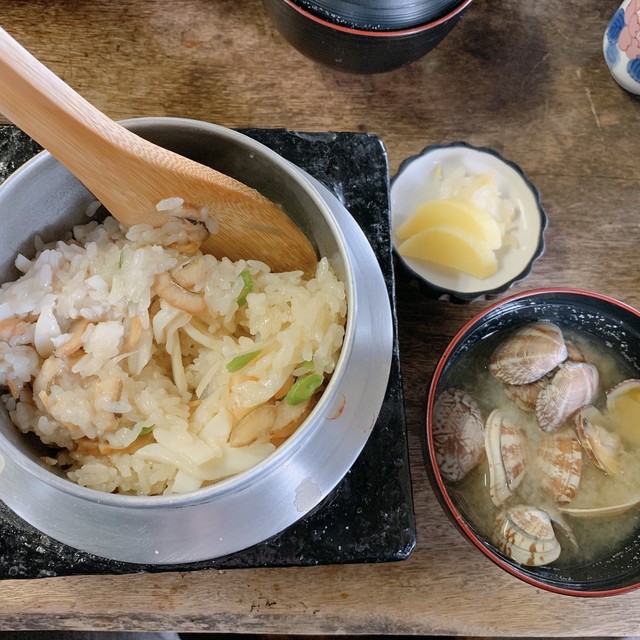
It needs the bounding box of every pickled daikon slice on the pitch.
[397,225,498,279]
[396,198,502,250]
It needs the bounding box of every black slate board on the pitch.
[0,126,416,579]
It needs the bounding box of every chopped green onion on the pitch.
[285,373,323,406]
[237,269,254,306]
[118,249,125,269]
[292,360,315,377]
[139,424,154,436]
[226,349,261,372]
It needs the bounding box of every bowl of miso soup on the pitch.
[425,288,640,596]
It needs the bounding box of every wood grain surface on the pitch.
[1,0,640,634]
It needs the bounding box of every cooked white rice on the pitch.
[0,216,347,495]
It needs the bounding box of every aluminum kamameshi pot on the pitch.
[0,117,393,564]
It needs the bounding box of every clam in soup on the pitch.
[433,321,640,567]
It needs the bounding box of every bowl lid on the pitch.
[293,0,466,30]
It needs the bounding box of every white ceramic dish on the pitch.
[390,142,546,302]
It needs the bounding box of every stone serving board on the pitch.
[0,126,416,579]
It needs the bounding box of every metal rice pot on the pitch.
[0,117,393,564]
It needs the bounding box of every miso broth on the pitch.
[439,324,640,567]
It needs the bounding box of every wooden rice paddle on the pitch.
[0,28,317,274]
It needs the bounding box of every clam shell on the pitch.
[558,495,640,518]
[574,404,621,475]
[485,409,527,507]
[565,340,586,363]
[432,388,485,482]
[606,378,640,448]
[535,361,599,432]
[503,376,549,412]
[544,506,579,550]
[493,504,561,567]
[606,378,640,406]
[536,431,582,503]
[488,321,568,385]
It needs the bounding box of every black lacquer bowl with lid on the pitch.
[262,0,474,73]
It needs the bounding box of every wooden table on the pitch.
[1,0,640,634]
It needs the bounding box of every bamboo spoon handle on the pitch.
[0,28,317,274]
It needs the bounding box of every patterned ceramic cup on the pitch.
[603,0,640,94]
